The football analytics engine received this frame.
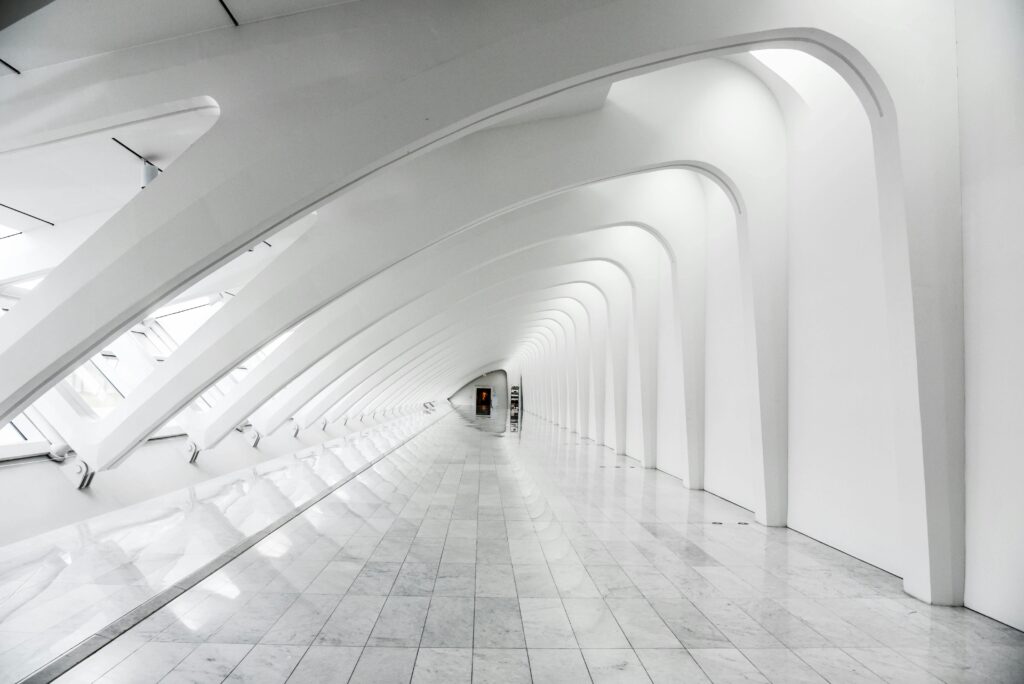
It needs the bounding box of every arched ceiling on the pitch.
[0,0,972,608]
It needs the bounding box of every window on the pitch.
[0,414,46,447]
[131,329,169,359]
[65,361,123,418]
[0,421,25,445]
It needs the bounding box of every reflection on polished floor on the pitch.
[14,410,1024,683]
[0,412,440,684]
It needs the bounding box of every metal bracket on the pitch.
[291,421,300,438]
[186,440,201,464]
[248,430,261,449]
[47,442,71,464]
[62,458,94,489]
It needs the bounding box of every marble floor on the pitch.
[13,410,1024,683]
[0,410,441,684]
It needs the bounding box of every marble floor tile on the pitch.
[260,594,339,645]
[475,539,512,564]
[604,598,681,648]
[648,597,731,649]
[447,521,477,539]
[224,644,306,684]
[563,598,631,648]
[209,593,300,644]
[474,597,526,648]
[285,645,361,684]
[303,561,363,595]
[160,643,253,684]
[264,559,331,594]
[348,562,402,596]
[420,596,474,648]
[475,563,517,597]
[528,648,592,684]
[472,648,531,684]
[440,538,477,564]
[620,565,682,599]
[508,538,547,564]
[635,648,711,684]
[586,564,643,599]
[512,564,560,598]
[689,648,769,684]
[519,597,578,648]
[794,647,886,683]
[477,521,508,539]
[741,648,827,683]
[315,594,386,646]
[95,642,197,684]
[391,563,437,596]
[411,647,472,684]
[550,563,602,598]
[843,647,943,684]
[349,646,417,684]
[366,595,430,646]
[773,598,881,647]
[369,537,413,564]
[582,648,652,684]
[432,563,476,597]
[733,598,831,648]
[691,597,785,649]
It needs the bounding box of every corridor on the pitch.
[51,411,1024,683]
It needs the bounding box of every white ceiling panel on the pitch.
[0,0,230,71]
[228,0,358,25]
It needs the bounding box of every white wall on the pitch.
[449,370,508,409]
[958,0,1024,631]
[703,201,758,512]
[747,51,902,576]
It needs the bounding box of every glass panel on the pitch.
[0,421,26,445]
[65,361,123,418]
[131,330,166,357]
[13,414,44,442]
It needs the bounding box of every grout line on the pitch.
[17,410,451,684]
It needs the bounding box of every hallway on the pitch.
[51,411,1024,683]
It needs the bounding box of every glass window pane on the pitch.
[131,330,164,357]
[65,362,123,418]
[0,421,26,445]
[12,414,44,442]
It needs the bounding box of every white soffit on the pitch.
[484,81,612,130]
[229,0,361,25]
[0,106,219,229]
[0,0,363,72]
